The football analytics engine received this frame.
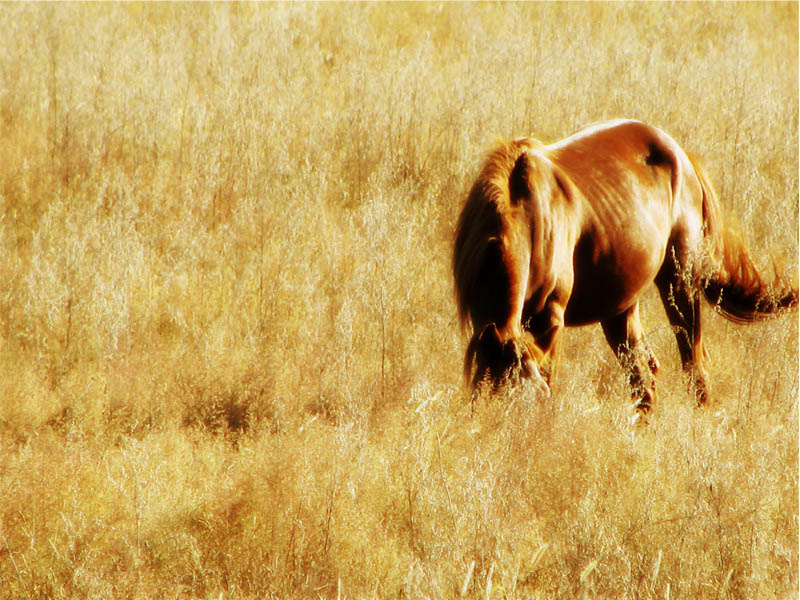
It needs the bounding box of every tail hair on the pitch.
[691,156,798,322]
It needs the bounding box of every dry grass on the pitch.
[0,3,797,599]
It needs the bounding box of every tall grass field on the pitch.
[0,4,797,599]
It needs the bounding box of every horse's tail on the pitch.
[691,156,798,322]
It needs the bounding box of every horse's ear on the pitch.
[508,151,530,203]
[478,323,503,361]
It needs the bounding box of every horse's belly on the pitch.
[564,234,666,326]
[565,283,648,326]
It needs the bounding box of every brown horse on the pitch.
[453,119,797,410]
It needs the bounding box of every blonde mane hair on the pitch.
[452,138,539,330]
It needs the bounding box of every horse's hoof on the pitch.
[532,378,551,398]
[630,410,649,427]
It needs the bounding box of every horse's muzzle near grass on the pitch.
[453,119,798,411]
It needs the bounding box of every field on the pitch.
[0,3,797,599]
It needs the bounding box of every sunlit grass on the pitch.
[0,3,796,599]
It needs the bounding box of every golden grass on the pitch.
[0,3,797,599]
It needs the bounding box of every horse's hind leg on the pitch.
[655,264,709,405]
[601,302,658,412]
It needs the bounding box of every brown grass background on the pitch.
[0,3,797,599]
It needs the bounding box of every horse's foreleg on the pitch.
[601,302,658,412]
[533,324,562,386]
[525,299,566,385]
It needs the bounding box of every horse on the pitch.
[453,119,797,411]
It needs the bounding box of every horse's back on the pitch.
[545,120,684,324]
[546,120,678,196]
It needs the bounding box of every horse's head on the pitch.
[466,323,550,397]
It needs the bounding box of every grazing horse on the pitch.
[453,119,797,411]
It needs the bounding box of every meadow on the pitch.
[0,3,797,599]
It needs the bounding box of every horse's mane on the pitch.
[452,138,540,331]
